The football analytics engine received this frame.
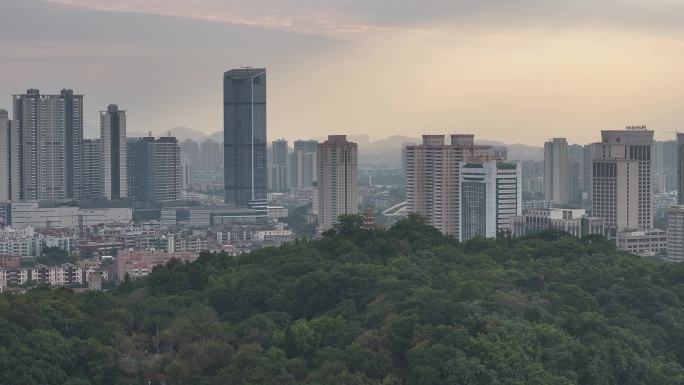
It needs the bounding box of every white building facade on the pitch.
[667,205,684,262]
[591,127,654,238]
[405,134,504,238]
[459,161,522,241]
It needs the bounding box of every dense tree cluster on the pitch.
[281,204,316,239]
[2,214,684,384]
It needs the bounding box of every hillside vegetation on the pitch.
[2,215,684,385]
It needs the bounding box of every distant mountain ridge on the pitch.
[357,135,544,167]
[124,129,543,165]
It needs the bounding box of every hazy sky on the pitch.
[1,0,684,145]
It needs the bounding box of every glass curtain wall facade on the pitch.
[223,68,267,206]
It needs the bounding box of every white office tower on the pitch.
[667,205,684,262]
[405,134,502,237]
[460,161,522,241]
[317,135,358,232]
[100,104,127,200]
[544,138,568,206]
[0,110,11,201]
[591,127,654,238]
[13,89,83,201]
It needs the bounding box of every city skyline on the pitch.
[2,0,684,146]
[2,1,684,381]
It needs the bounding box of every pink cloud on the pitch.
[39,0,399,36]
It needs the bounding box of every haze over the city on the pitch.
[2,0,684,145]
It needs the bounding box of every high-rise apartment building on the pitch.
[154,137,182,202]
[100,104,127,200]
[582,144,593,205]
[678,134,684,204]
[0,110,12,201]
[567,161,581,205]
[591,127,653,238]
[317,135,358,231]
[198,139,223,171]
[223,68,267,206]
[401,141,417,178]
[460,161,522,241]
[179,138,224,174]
[291,151,317,191]
[294,139,319,154]
[128,137,155,203]
[521,160,544,200]
[181,152,192,190]
[269,139,288,192]
[654,140,677,193]
[180,139,200,170]
[127,137,182,203]
[289,140,318,191]
[667,205,684,263]
[405,134,502,238]
[544,138,568,206]
[12,89,83,201]
[81,139,104,200]
[567,144,585,205]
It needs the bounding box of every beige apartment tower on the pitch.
[317,135,358,232]
[591,127,653,238]
[404,134,503,238]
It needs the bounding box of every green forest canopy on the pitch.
[2,214,684,385]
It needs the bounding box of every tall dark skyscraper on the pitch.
[223,68,267,206]
[101,104,127,200]
[127,137,156,203]
[127,136,182,203]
